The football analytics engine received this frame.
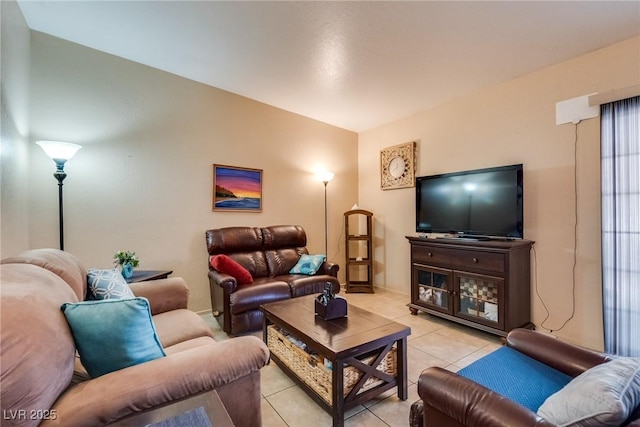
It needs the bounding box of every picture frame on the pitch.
[212,164,263,212]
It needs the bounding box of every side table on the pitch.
[125,270,173,284]
[108,389,234,426]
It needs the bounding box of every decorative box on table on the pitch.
[314,282,347,320]
[315,296,347,320]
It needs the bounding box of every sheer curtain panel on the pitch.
[601,95,640,356]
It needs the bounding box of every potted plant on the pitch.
[113,250,140,279]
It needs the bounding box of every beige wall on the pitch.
[0,0,31,254]
[19,32,358,312]
[359,36,640,350]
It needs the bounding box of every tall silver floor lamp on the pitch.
[318,171,334,256]
[36,141,82,251]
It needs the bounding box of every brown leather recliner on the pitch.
[410,328,640,427]
[206,225,340,335]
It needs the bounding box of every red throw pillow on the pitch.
[210,255,253,285]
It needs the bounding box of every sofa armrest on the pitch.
[318,261,339,277]
[506,329,610,377]
[45,336,269,427]
[128,277,189,315]
[208,269,238,294]
[418,367,555,427]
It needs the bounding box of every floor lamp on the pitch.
[36,141,82,251]
[318,171,334,257]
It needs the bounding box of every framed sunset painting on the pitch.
[212,164,263,212]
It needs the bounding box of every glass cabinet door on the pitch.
[413,265,452,313]
[454,272,503,328]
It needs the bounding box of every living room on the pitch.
[2,2,639,424]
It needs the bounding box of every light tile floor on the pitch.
[202,287,503,427]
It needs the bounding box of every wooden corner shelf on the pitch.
[344,209,374,293]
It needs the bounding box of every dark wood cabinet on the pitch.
[407,236,534,337]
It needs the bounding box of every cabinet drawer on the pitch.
[447,249,504,273]
[413,245,504,273]
[412,246,452,266]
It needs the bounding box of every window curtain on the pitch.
[601,95,640,356]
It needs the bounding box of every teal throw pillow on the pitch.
[289,254,326,275]
[61,297,166,377]
[87,268,135,300]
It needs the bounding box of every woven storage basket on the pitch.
[267,324,397,405]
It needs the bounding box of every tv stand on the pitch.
[406,236,534,337]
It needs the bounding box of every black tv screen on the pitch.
[416,164,523,239]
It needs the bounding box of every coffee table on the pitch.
[261,295,410,427]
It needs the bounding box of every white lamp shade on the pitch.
[317,171,335,183]
[36,141,82,160]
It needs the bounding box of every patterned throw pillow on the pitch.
[87,268,135,300]
[537,357,640,426]
[289,254,326,275]
[61,297,166,377]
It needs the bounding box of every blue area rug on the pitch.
[457,346,572,412]
[147,407,212,427]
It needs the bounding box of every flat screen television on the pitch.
[415,164,523,239]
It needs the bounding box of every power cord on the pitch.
[532,245,552,328]
[329,217,345,263]
[537,122,579,333]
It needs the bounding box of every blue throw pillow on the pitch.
[289,254,326,275]
[87,268,135,300]
[61,298,166,377]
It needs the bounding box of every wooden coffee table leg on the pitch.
[262,318,269,346]
[332,360,345,427]
[397,337,408,400]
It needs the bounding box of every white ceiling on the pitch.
[17,1,640,132]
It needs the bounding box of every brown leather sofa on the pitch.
[410,328,640,427]
[206,225,340,335]
[1,248,269,427]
